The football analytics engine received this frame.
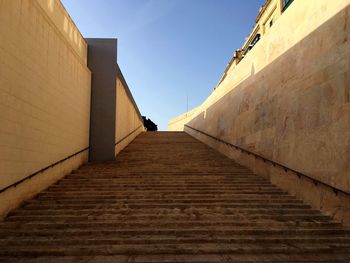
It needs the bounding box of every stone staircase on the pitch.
[0,132,349,262]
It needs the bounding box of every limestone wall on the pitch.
[168,107,200,131]
[171,0,350,222]
[180,0,350,191]
[115,67,144,155]
[0,0,91,216]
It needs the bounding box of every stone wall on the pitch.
[115,66,144,155]
[0,0,91,217]
[168,107,200,131]
[172,0,350,224]
[0,0,145,219]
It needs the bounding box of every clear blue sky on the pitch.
[61,0,265,130]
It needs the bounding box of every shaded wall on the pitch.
[115,66,144,155]
[0,0,91,216]
[85,38,144,159]
[86,38,117,161]
[172,0,350,223]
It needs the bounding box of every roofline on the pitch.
[216,0,274,87]
[255,0,273,23]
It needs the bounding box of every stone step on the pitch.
[30,199,304,204]
[0,221,342,230]
[43,183,285,189]
[36,193,297,199]
[71,173,252,177]
[5,254,348,263]
[1,132,349,260]
[70,170,257,173]
[2,229,349,238]
[39,190,288,195]
[46,186,281,191]
[5,214,334,224]
[8,208,324,217]
[1,236,350,247]
[21,203,311,210]
[0,243,349,257]
[57,182,272,186]
[61,179,269,183]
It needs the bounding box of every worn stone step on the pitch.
[1,236,350,247]
[48,185,280,190]
[22,203,311,210]
[56,182,273,187]
[67,172,258,175]
[45,187,282,192]
[4,254,348,263]
[0,221,342,230]
[0,243,349,257]
[30,199,304,205]
[37,193,295,199]
[3,228,348,238]
[70,169,254,173]
[8,208,324,217]
[46,179,279,185]
[6,214,333,223]
[1,132,349,260]
[39,190,287,195]
[64,177,263,182]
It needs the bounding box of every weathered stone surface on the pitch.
[0,132,349,262]
[0,0,91,217]
[115,67,144,155]
[0,0,143,219]
[170,1,350,195]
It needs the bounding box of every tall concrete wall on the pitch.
[86,39,144,159]
[115,66,144,155]
[0,0,91,217]
[171,0,350,224]
[86,38,117,161]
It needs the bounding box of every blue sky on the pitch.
[61,0,265,130]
